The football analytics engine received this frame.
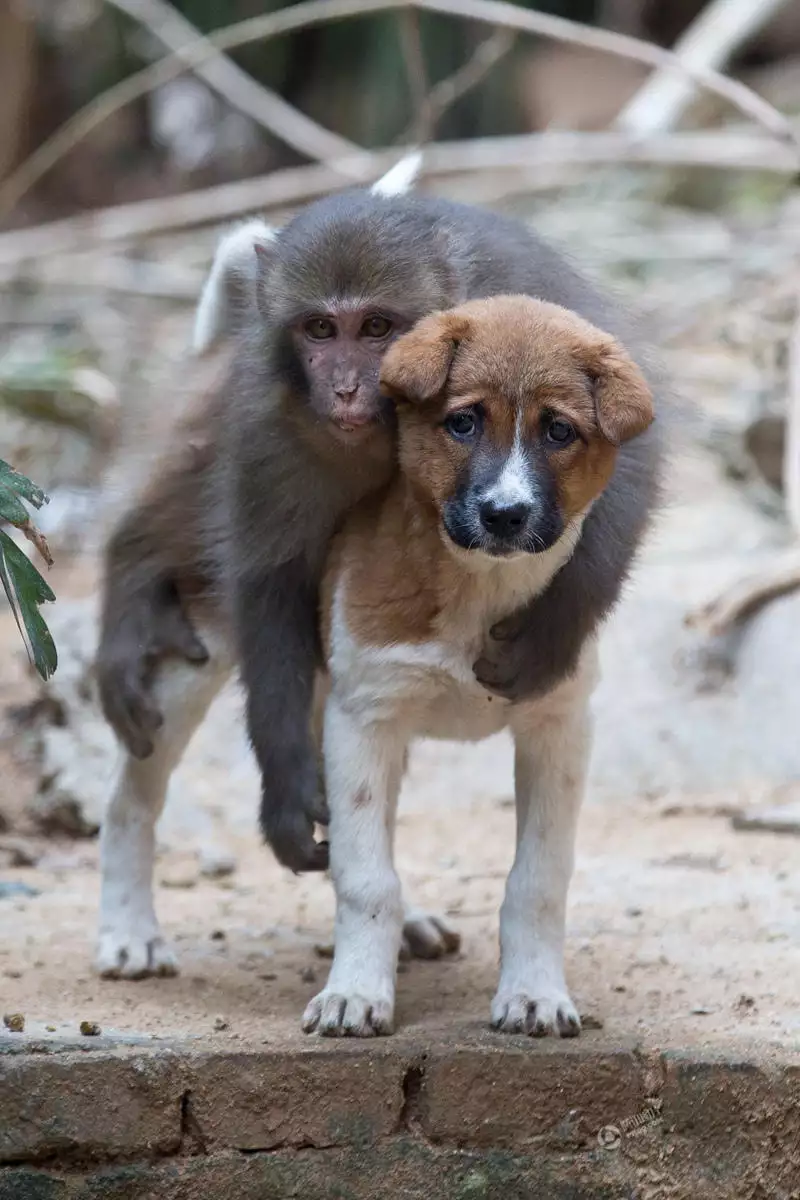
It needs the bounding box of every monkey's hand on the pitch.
[96,588,209,759]
[473,604,578,702]
[263,755,330,874]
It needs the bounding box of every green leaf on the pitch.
[0,484,30,526]
[0,459,48,510]
[0,530,57,681]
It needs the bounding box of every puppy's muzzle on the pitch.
[479,499,531,542]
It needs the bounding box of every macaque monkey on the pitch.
[95,165,662,977]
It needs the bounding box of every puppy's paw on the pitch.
[491,986,580,1038]
[95,930,179,980]
[401,909,461,960]
[301,990,394,1038]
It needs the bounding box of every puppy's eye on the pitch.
[444,409,480,441]
[546,417,576,447]
[305,318,336,340]
[361,315,392,339]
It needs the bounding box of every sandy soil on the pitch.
[1,741,798,1058]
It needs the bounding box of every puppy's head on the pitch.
[379,295,654,559]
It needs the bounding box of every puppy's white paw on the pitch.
[491,986,580,1038]
[302,990,394,1038]
[401,909,461,960]
[95,929,179,980]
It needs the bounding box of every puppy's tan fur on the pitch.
[306,296,654,1040]
[321,296,652,652]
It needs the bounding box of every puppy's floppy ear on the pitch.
[380,311,470,404]
[585,336,655,445]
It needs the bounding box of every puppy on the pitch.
[302,295,655,1038]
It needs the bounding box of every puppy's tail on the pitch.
[371,149,423,197]
[192,219,276,356]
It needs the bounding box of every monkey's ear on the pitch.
[586,338,654,445]
[380,312,471,404]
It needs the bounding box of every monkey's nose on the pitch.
[334,384,359,401]
[479,499,530,540]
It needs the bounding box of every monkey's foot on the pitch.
[491,982,581,1038]
[686,550,800,638]
[95,928,179,980]
[400,908,461,960]
[302,989,395,1038]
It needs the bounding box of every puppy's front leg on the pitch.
[302,698,407,1037]
[493,653,596,1038]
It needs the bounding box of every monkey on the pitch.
[95,178,663,976]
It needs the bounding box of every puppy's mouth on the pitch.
[441,504,562,559]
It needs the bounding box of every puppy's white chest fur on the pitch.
[328,528,580,740]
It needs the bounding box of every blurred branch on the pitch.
[398,10,429,140]
[617,0,794,137]
[0,127,797,267]
[1,0,797,221]
[399,27,515,146]
[104,0,361,164]
[685,292,800,640]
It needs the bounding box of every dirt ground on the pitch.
[1,570,798,1060]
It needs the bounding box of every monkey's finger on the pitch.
[99,670,163,760]
[488,614,526,642]
[472,653,519,698]
[154,609,210,664]
[267,813,330,874]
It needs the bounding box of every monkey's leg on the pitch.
[685,548,800,638]
[96,622,233,979]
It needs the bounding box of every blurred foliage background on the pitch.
[2,0,800,224]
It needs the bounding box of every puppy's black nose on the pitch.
[479,499,530,540]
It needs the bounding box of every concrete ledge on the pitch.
[1,1035,798,1198]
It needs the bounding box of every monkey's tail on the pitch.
[371,150,423,197]
[193,219,276,356]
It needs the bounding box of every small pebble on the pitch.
[313,943,334,959]
[45,1025,57,1033]
[612,984,627,993]
[79,1021,101,1037]
[259,973,277,982]
[300,966,316,984]
[210,929,226,941]
[199,850,237,879]
[213,1016,229,1031]
[626,907,643,918]
[690,1006,713,1016]
[3,1012,25,1033]
[580,1013,604,1030]
[161,874,197,890]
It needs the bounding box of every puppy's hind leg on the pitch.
[492,647,597,1038]
[95,623,232,980]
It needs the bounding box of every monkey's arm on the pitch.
[96,504,209,759]
[235,556,329,872]
[474,448,657,700]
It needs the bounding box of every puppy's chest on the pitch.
[328,563,543,738]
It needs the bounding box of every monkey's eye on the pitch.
[545,417,577,447]
[361,315,392,339]
[444,409,481,442]
[305,317,336,340]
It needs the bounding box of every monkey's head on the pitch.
[380,296,654,559]
[253,193,460,440]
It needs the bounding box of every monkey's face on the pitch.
[286,307,412,439]
[380,296,655,560]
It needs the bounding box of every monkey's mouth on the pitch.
[330,413,377,435]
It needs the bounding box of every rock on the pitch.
[24,598,117,838]
[79,1021,102,1037]
[0,881,39,900]
[198,849,237,879]
[213,1016,229,1032]
[732,799,800,836]
[3,1013,25,1033]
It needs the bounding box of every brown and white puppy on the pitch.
[303,295,654,1039]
